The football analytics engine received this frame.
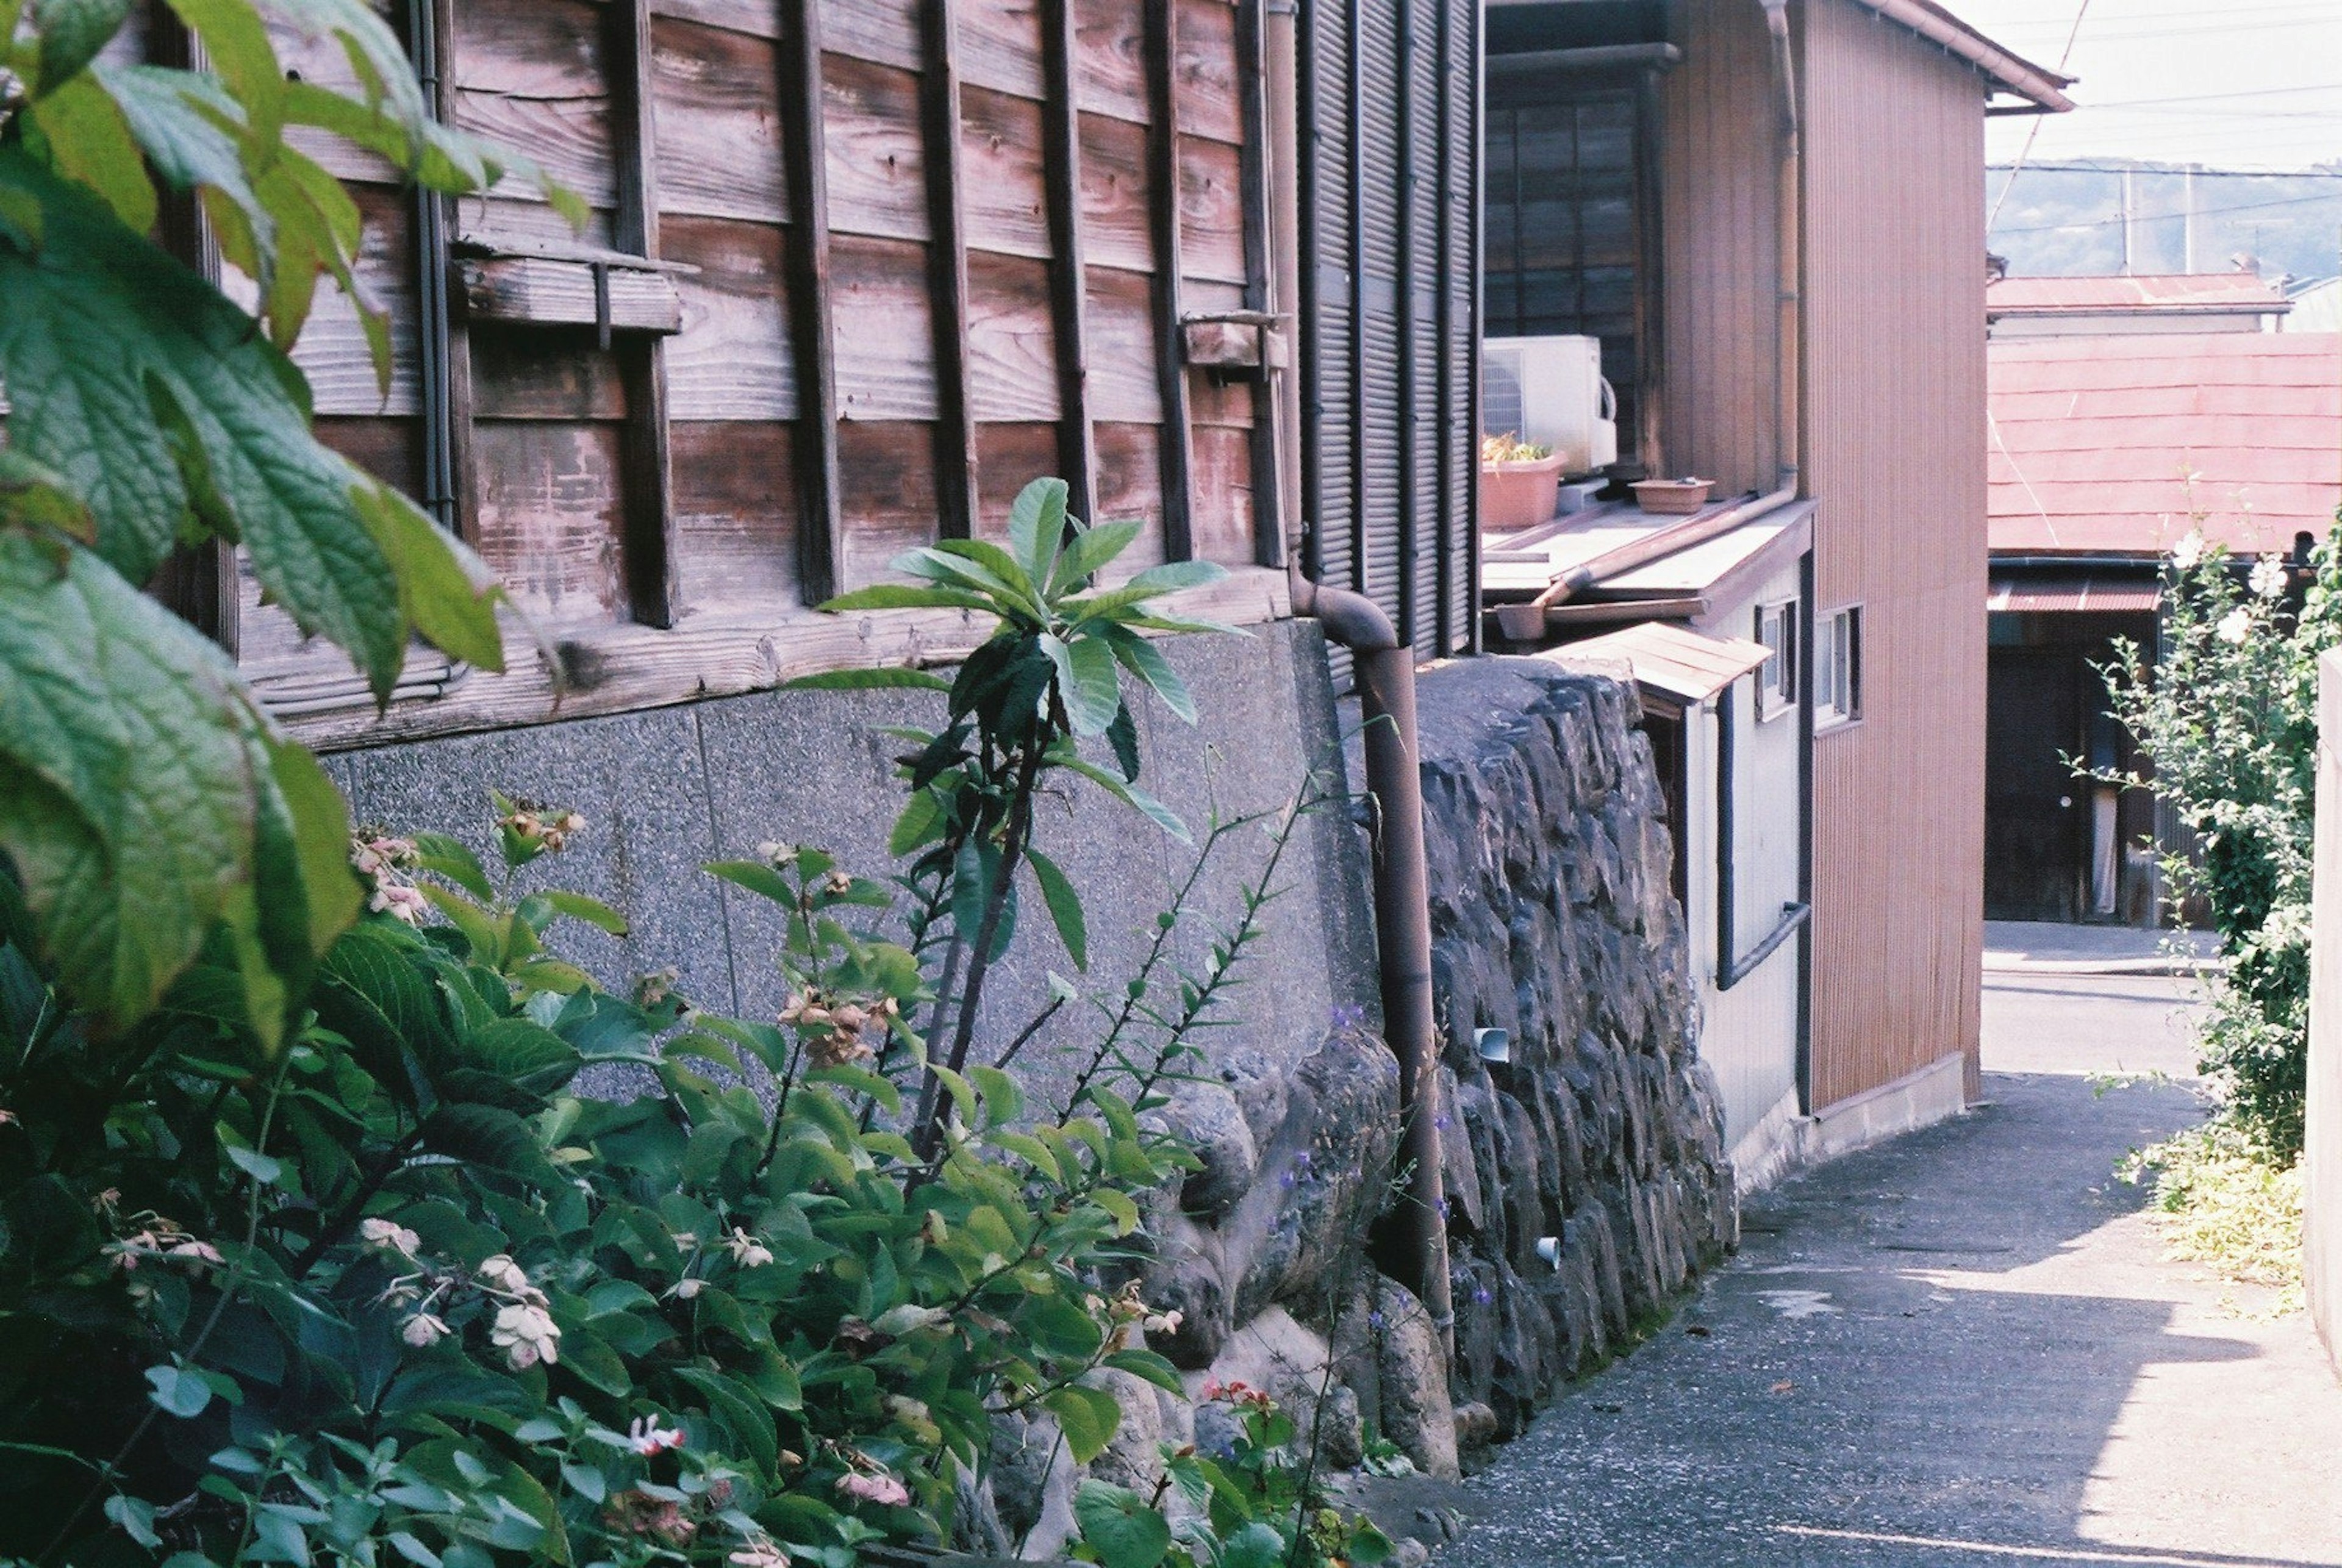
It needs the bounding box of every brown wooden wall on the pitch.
[1656,0,1778,497]
[224,0,1286,739]
[1797,0,1991,1109]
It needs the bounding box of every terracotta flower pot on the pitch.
[1480,453,1567,532]
[1631,478,1714,514]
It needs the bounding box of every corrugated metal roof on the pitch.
[1987,332,2342,556]
[1986,274,2290,319]
[1986,574,2161,615]
[1534,620,1772,706]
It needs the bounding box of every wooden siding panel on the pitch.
[454,0,618,211]
[1797,0,1989,1109]
[651,16,788,221]
[962,87,1053,259]
[671,419,801,607]
[824,52,931,243]
[663,215,799,419]
[1658,0,1776,498]
[833,234,940,420]
[474,420,629,624]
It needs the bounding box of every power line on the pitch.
[1989,0,2094,233]
[1991,187,2342,237]
[1990,161,2342,177]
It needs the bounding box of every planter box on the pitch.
[1480,454,1567,532]
[1631,478,1714,514]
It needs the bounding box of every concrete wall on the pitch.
[321,625,1738,1489]
[2306,650,2342,1378]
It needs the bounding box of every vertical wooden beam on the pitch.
[607,0,680,626]
[431,0,482,548]
[919,0,978,539]
[1296,0,1326,580]
[1141,0,1193,560]
[780,0,845,601]
[1234,0,1280,567]
[1633,66,1667,478]
[1038,0,1098,524]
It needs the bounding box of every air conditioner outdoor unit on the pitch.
[1482,334,1619,478]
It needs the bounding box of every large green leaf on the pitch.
[29,0,134,92]
[0,149,504,692]
[0,531,357,1034]
[1073,1481,1172,1568]
[1008,475,1070,592]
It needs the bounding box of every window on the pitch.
[1754,600,1798,721]
[1816,605,1863,731]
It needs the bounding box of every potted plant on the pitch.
[1480,432,1566,532]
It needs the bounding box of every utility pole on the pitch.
[2120,166,2136,275]
[2183,164,2198,273]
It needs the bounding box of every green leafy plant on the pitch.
[0,790,1219,1566]
[806,476,1233,1158]
[0,0,575,1045]
[1073,1382,1392,1568]
[2090,523,2342,1156]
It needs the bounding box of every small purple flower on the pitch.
[1473,1286,1494,1306]
[1280,1171,1297,1188]
[1433,1115,1451,1132]
[1367,1311,1386,1330]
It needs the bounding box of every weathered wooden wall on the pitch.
[212,0,1283,739]
[1797,0,1991,1109]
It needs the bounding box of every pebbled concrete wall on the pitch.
[320,628,1736,1498]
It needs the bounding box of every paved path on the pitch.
[1444,968,2342,1568]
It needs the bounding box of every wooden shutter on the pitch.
[1298,0,1479,667]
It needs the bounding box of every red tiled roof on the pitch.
[1987,274,2289,319]
[1987,332,2342,556]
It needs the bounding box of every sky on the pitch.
[1948,0,2342,171]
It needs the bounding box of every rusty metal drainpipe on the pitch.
[1264,0,1454,1353]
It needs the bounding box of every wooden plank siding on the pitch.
[241,0,1267,742]
[1797,0,1991,1108]
[1656,0,1779,500]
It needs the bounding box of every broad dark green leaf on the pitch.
[1104,626,1197,724]
[1046,1383,1123,1466]
[30,0,134,92]
[782,666,954,693]
[0,151,503,693]
[819,583,994,615]
[0,532,273,1031]
[1008,475,1070,591]
[1025,847,1087,972]
[1048,517,1142,597]
[1040,631,1123,737]
[23,73,157,234]
[1105,702,1141,782]
[1075,1483,1173,1568]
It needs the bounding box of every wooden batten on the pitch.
[456,255,686,334]
[779,0,845,603]
[1234,0,1280,567]
[1142,0,1193,560]
[1038,0,1098,524]
[607,0,682,628]
[919,0,978,539]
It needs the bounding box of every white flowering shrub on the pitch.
[2094,525,2342,1155]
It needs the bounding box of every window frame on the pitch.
[1815,603,1863,733]
[1753,598,1799,723]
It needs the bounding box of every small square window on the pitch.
[1816,605,1862,731]
[1754,600,1797,721]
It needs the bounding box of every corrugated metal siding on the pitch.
[1799,0,1990,1108]
[1658,0,1777,495]
[1299,0,1476,664]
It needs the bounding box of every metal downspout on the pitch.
[1266,0,1455,1351]
[1760,0,1814,1112]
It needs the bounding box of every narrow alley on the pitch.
[1442,928,2342,1567]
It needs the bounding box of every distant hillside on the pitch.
[1987,162,2342,284]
